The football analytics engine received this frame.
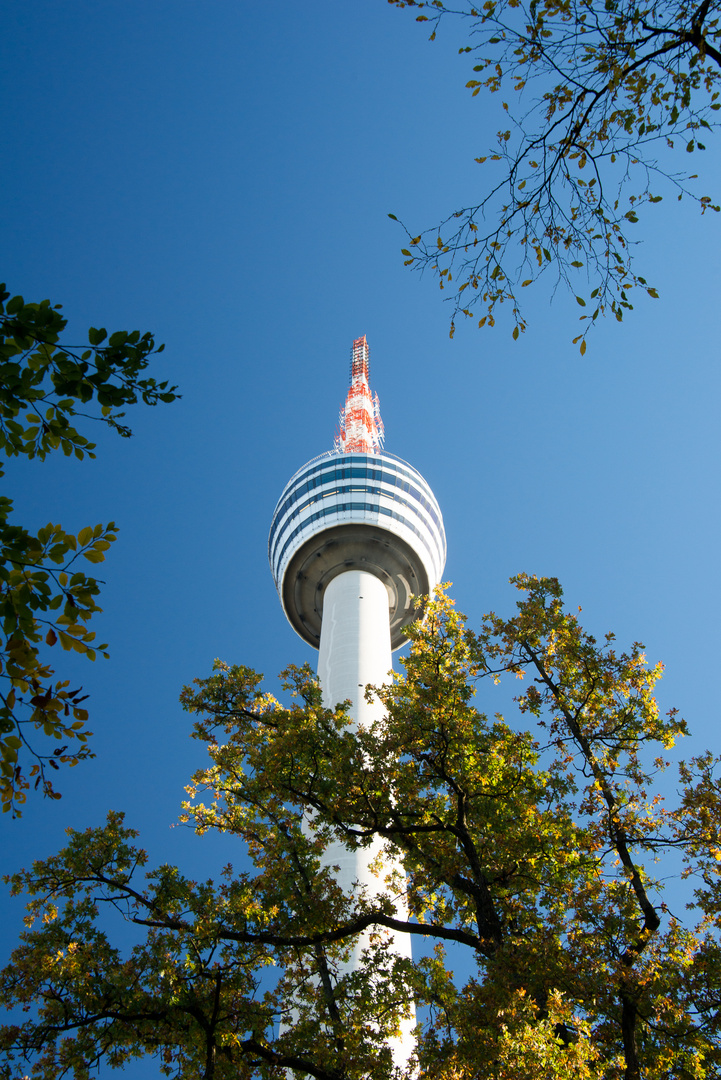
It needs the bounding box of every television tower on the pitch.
[269,335,446,1067]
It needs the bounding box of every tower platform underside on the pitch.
[282,522,430,650]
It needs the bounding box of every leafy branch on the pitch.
[0,285,179,815]
[389,0,721,347]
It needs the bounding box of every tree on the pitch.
[388,0,721,349]
[0,285,179,815]
[2,578,721,1079]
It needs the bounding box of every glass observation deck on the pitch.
[269,451,446,650]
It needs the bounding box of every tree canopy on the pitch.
[388,0,721,348]
[2,579,721,1079]
[0,286,178,815]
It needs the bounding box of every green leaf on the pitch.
[82,549,106,564]
[5,295,24,315]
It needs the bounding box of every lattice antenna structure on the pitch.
[334,335,384,454]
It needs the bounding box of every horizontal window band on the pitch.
[270,464,443,555]
[270,481,445,569]
[271,502,444,588]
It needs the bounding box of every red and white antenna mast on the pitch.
[334,335,384,454]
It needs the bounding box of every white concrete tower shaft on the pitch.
[317,570,414,974]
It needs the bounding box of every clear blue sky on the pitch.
[2,0,720,1021]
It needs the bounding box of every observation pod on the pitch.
[268,449,446,650]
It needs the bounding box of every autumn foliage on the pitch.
[2,579,721,1078]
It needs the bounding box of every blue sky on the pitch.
[2,0,720,1018]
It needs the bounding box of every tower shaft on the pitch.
[316,570,415,1068]
[317,570,391,720]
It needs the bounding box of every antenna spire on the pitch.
[334,335,384,454]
